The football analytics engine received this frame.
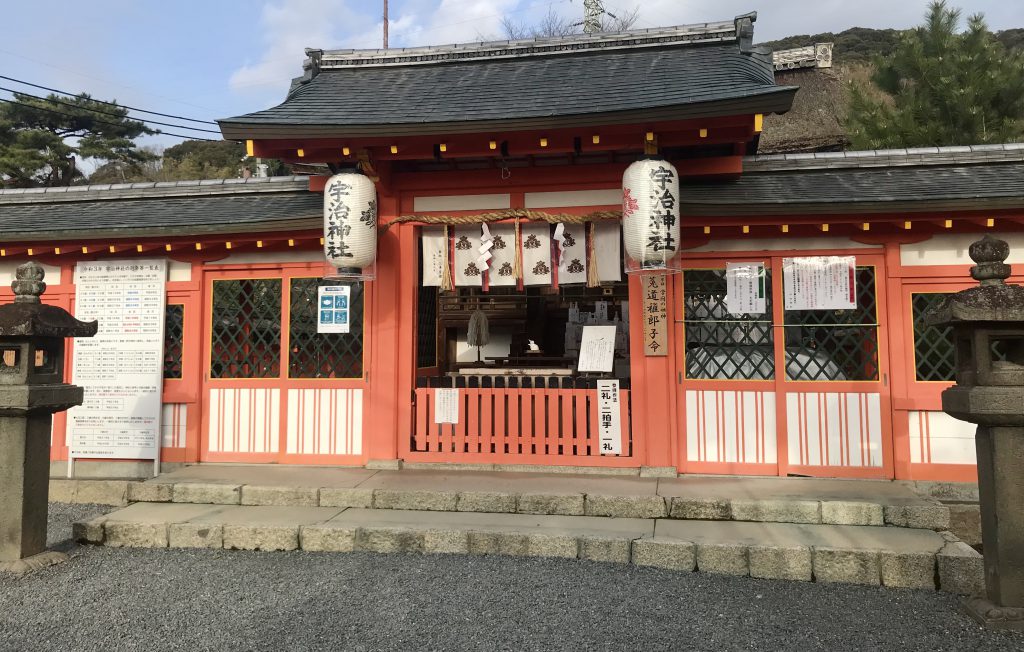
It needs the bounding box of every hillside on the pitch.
[760,26,1024,63]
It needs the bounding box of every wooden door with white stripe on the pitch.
[200,267,368,464]
[676,254,894,478]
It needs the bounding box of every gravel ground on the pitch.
[1,505,1021,652]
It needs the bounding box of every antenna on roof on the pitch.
[383,0,389,48]
[576,0,615,34]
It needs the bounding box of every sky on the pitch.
[1,0,1022,157]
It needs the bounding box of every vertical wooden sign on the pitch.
[644,275,668,356]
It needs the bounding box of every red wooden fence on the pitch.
[410,387,632,463]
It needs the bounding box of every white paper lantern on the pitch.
[622,159,680,271]
[323,172,377,270]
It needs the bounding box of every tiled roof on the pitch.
[0,177,320,241]
[219,16,797,139]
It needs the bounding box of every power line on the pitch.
[0,47,216,114]
[0,98,216,141]
[0,74,218,125]
[0,86,221,134]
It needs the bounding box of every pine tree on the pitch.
[846,1,1024,149]
[0,92,156,187]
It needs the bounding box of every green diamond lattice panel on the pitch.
[683,269,775,380]
[163,304,184,380]
[783,267,878,381]
[289,278,364,379]
[911,292,1009,382]
[210,279,282,379]
[912,293,956,382]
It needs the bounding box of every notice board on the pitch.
[67,260,166,474]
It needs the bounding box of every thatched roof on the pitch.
[758,67,849,154]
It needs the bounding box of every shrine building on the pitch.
[1,13,1023,483]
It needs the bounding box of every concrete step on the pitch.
[73,503,984,594]
[85,467,954,531]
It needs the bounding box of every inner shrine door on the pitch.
[675,252,894,478]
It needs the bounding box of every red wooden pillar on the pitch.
[363,194,403,463]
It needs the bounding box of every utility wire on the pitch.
[0,86,221,133]
[0,74,218,125]
[0,98,216,141]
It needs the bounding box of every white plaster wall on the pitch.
[0,261,62,285]
[900,232,1024,266]
[686,237,880,253]
[208,250,324,265]
[525,189,621,208]
[414,194,510,212]
[168,260,191,282]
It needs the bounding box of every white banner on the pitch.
[594,221,622,283]
[68,260,166,462]
[487,224,517,287]
[783,256,857,310]
[453,226,482,287]
[597,379,622,455]
[557,223,588,285]
[421,226,446,287]
[521,223,552,286]
[317,285,351,334]
[726,262,767,315]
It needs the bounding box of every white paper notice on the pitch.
[317,285,351,334]
[783,256,857,311]
[578,325,617,372]
[597,379,622,455]
[68,260,166,461]
[434,388,460,424]
[420,226,446,287]
[726,262,767,315]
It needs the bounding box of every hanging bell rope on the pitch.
[440,224,454,291]
[381,208,622,232]
[512,215,523,281]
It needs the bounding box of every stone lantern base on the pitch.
[0,550,68,576]
[964,597,1024,631]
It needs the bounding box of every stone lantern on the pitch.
[926,235,1024,630]
[0,262,96,574]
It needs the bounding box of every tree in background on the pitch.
[0,93,156,187]
[88,140,290,183]
[846,1,1024,149]
[500,5,639,40]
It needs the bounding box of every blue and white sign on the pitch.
[317,285,351,334]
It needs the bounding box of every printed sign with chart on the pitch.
[783,256,856,311]
[317,285,351,334]
[68,260,166,463]
[597,380,622,455]
[726,262,767,315]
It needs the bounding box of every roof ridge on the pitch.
[744,143,1024,172]
[312,19,742,70]
[0,176,311,204]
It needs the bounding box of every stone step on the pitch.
[73,503,983,594]
[111,472,952,531]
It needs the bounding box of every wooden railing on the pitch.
[411,382,632,462]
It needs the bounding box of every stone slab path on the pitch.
[74,502,983,594]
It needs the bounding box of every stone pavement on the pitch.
[54,465,955,529]
[74,498,984,594]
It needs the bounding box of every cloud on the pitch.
[389,0,521,47]
[228,0,368,98]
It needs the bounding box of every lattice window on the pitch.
[683,269,775,380]
[783,266,878,381]
[210,279,282,379]
[912,292,1010,381]
[417,285,438,368]
[289,278,364,379]
[163,304,184,380]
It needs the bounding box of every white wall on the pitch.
[455,330,512,363]
[901,232,1024,266]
